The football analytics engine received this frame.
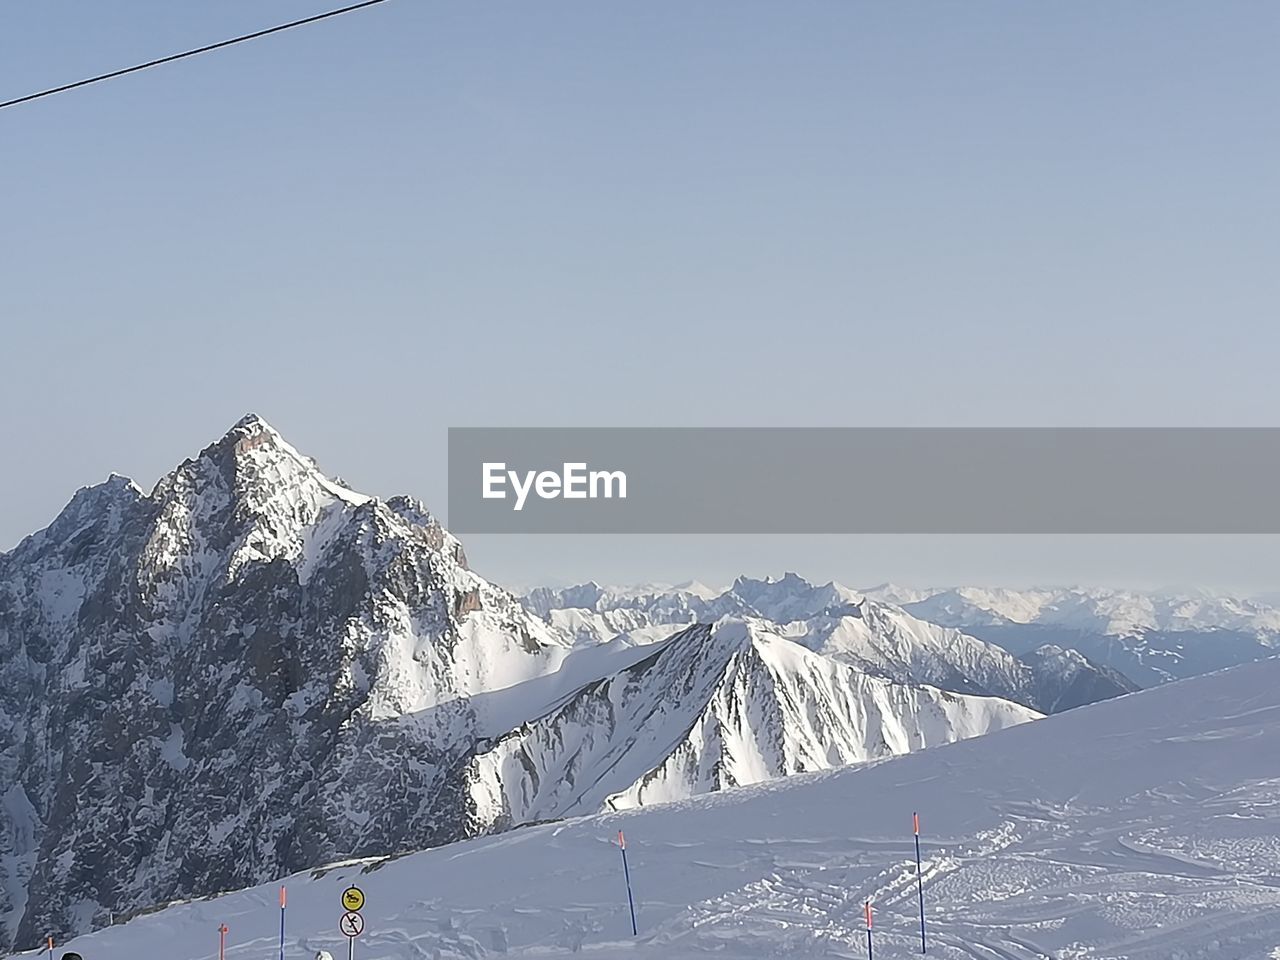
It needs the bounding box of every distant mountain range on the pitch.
[862,582,1280,636]
[524,574,1140,714]
[527,576,1279,692]
[860,583,1280,686]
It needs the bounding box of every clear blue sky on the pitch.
[2,2,1277,592]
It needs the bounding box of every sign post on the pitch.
[617,830,638,936]
[914,812,927,953]
[865,900,873,960]
[218,922,228,960]
[340,885,366,960]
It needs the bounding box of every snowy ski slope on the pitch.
[14,659,1280,960]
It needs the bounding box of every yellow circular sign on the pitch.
[341,886,365,912]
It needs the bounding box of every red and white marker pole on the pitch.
[864,900,873,960]
[914,811,927,953]
[46,935,53,960]
[279,885,287,960]
[218,922,228,960]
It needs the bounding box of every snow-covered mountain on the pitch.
[0,418,1037,952]
[779,604,1141,711]
[25,657,1280,960]
[525,575,1137,714]
[861,585,1280,686]
[468,619,1036,824]
[0,415,578,949]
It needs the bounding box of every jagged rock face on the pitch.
[1018,644,1140,712]
[0,416,565,950]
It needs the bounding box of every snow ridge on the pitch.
[469,619,1036,827]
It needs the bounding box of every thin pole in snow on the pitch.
[865,900,873,960]
[218,923,228,960]
[46,936,53,960]
[618,830,638,936]
[279,885,287,960]
[914,811,927,953]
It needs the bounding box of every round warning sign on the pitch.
[341,885,366,912]
[340,911,365,938]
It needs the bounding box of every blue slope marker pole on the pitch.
[865,900,873,960]
[279,885,287,960]
[618,830,638,936]
[914,812,926,953]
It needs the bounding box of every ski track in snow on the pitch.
[10,660,1280,960]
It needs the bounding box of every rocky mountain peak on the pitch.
[191,414,366,507]
[10,474,147,565]
[0,417,561,950]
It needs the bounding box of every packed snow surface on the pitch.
[20,659,1280,960]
